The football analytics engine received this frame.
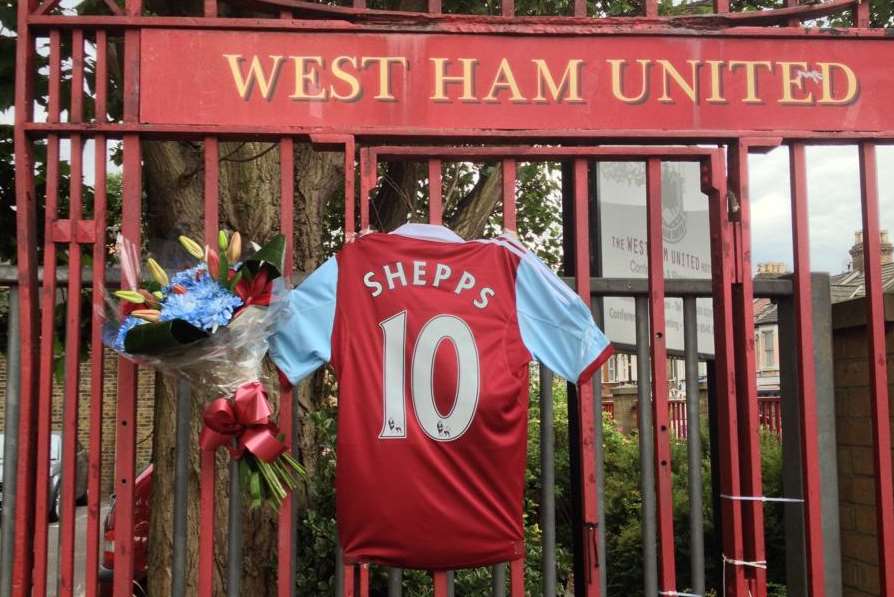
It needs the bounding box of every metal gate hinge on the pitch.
[727,190,741,221]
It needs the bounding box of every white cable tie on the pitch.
[659,591,703,597]
[720,494,804,504]
[722,554,768,570]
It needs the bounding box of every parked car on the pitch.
[0,432,88,522]
[99,464,152,597]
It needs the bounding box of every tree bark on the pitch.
[143,138,342,597]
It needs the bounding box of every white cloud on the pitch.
[749,145,894,276]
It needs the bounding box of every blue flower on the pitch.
[159,268,243,332]
[110,316,147,353]
[167,265,209,292]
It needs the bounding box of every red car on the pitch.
[99,465,152,597]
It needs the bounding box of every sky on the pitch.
[750,145,894,274]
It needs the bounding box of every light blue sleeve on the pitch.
[515,252,613,384]
[269,256,338,385]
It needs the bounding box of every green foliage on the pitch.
[295,371,788,595]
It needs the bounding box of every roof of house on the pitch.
[829,263,894,303]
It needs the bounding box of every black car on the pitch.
[0,432,88,521]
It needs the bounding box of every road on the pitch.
[46,504,110,597]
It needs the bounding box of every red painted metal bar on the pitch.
[113,87,142,597]
[510,557,524,596]
[12,3,42,596]
[280,137,295,282]
[344,565,356,597]
[714,0,730,13]
[433,572,449,597]
[428,0,442,14]
[24,121,894,143]
[277,135,295,597]
[374,146,723,161]
[703,152,747,597]
[204,0,217,17]
[857,142,894,593]
[198,136,220,597]
[788,142,826,597]
[645,158,676,593]
[85,30,109,597]
[22,11,880,35]
[353,0,365,8]
[59,29,86,597]
[502,0,514,17]
[785,0,801,27]
[645,0,658,17]
[728,141,768,597]
[359,564,370,597]
[573,159,600,597]
[502,159,516,231]
[344,138,356,238]
[429,159,442,225]
[574,0,586,17]
[854,0,870,27]
[359,147,373,231]
[33,30,62,597]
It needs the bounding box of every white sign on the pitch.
[597,162,715,355]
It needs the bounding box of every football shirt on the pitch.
[270,223,612,570]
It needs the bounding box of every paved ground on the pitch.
[46,504,110,597]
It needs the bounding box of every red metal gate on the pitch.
[10,1,894,597]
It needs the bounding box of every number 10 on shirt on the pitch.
[379,311,481,442]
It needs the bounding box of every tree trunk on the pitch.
[144,138,343,597]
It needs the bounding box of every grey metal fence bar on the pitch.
[0,288,20,597]
[172,379,191,596]
[388,567,402,596]
[491,562,506,596]
[683,297,705,595]
[335,546,344,595]
[635,296,659,597]
[539,365,556,597]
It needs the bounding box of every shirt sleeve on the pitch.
[269,256,338,385]
[515,250,613,385]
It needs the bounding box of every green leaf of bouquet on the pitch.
[240,234,285,280]
[123,319,208,355]
[143,280,163,293]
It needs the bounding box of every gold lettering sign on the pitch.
[222,54,861,108]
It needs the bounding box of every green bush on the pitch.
[295,372,787,596]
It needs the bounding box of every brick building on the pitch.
[0,349,155,499]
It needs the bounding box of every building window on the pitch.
[762,330,775,369]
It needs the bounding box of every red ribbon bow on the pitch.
[199,381,285,462]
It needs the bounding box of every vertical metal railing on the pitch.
[683,297,705,595]
[197,136,219,597]
[645,159,677,593]
[788,143,827,597]
[729,140,769,597]
[171,381,191,596]
[0,289,21,597]
[857,142,894,594]
[86,28,109,597]
[112,3,145,596]
[539,366,557,597]
[635,296,659,596]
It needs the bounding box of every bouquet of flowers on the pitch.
[105,231,303,510]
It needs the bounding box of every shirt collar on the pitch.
[390,223,464,243]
